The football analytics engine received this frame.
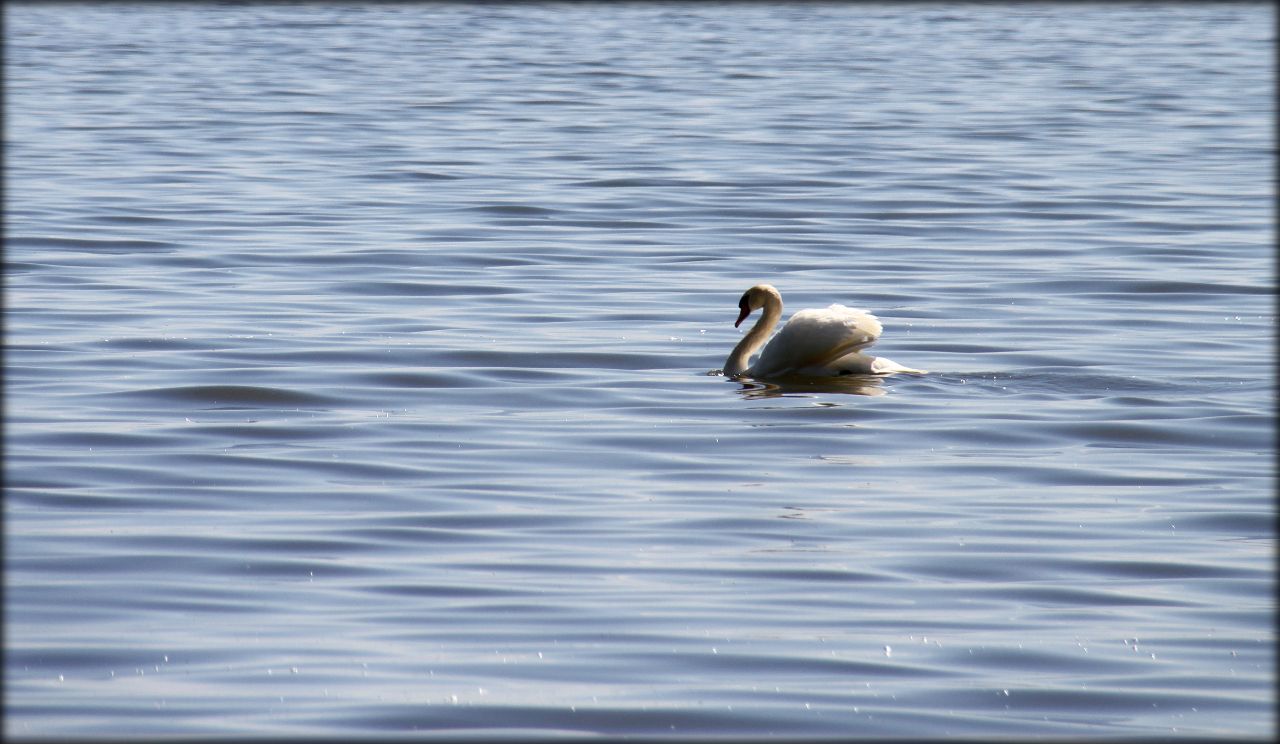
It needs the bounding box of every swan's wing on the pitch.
[751,304,882,376]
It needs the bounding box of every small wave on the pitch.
[463,204,560,215]
[357,370,487,389]
[333,280,516,297]
[108,384,335,408]
[387,169,461,181]
[9,235,177,252]
[570,177,738,188]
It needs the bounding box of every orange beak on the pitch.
[735,303,751,328]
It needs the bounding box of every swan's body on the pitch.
[723,284,925,378]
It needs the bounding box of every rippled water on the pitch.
[5,3,1274,739]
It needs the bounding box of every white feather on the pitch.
[752,304,882,377]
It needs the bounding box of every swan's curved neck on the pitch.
[724,293,782,376]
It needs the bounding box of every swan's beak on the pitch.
[734,304,751,328]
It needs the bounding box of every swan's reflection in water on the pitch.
[734,374,887,399]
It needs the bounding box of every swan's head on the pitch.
[735,283,780,327]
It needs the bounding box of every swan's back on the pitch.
[751,304,882,376]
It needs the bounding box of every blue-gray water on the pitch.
[4,3,1274,739]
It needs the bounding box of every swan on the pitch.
[723,283,926,378]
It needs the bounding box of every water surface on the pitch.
[4,3,1274,739]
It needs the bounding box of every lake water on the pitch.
[4,2,1274,739]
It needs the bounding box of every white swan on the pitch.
[723,283,925,378]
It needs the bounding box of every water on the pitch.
[4,3,1274,739]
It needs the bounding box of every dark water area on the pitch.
[5,3,1274,739]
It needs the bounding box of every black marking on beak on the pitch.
[735,296,752,328]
